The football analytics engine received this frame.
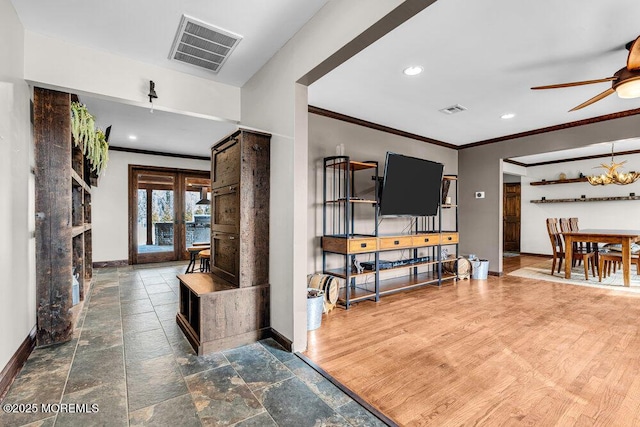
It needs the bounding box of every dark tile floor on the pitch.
[0,262,386,427]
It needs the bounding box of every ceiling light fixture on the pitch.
[615,76,640,98]
[403,66,423,76]
[501,113,516,119]
[128,135,137,140]
[148,80,158,113]
[587,143,640,186]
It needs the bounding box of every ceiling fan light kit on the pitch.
[531,36,640,111]
[614,76,640,98]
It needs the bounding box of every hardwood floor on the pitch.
[304,255,640,426]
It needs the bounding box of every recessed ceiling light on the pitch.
[403,66,423,76]
[501,113,516,119]
[128,135,137,140]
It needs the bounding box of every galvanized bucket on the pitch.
[307,288,325,331]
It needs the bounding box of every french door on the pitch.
[129,166,210,264]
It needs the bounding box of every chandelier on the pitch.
[587,144,640,186]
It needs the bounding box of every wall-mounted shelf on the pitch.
[326,160,377,171]
[530,177,588,186]
[71,169,92,193]
[531,196,640,204]
[326,198,378,204]
[71,224,92,237]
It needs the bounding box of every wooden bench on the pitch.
[176,273,270,355]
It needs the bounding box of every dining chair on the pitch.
[570,216,597,255]
[559,218,582,267]
[598,252,639,282]
[546,218,597,279]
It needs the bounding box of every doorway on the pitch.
[503,182,521,252]
[129,166,210,264]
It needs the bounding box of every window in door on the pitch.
[129,166,210,264]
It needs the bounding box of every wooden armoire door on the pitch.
[503,183,521,252]
[210,129,270,287]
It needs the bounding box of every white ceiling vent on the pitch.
[439,104,468,115]
[169,15,242,74]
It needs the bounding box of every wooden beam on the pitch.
[34,87,74,346]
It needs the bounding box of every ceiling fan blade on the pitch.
[531,77,617,90]
[627,36,640,70]
[569,88,616,112]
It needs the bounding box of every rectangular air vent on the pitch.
[169,15,242,74]
[439,104,467,115]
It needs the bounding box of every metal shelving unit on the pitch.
[322,156,379,308]
[321,156,459,309]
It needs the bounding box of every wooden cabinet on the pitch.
[34,88,94,346]
[177,129,271,355]
[211,129,270,288]
[210,231,239,284]
[211,138,241,188]
[211,185,239,234]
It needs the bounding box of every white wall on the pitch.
[503,162,527,177]
[23,31,240,123]
[0,0,34,370]
[308,112,459,274]
[241,0,406,352]
[459,114,640,273]
[92,150,209,263]
[521,153,640,254]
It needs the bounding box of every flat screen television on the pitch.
[379,152,444,216]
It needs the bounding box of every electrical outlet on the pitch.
[475,191,485,199]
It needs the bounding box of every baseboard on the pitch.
[295,352,397,427]
[269,327,293,352]
[518,252,551,258]
[93,260,128,268]
[0,326,36,402]
[489,271,503,277]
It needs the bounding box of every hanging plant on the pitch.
[70,101,109,175]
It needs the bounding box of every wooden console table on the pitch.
[563,229,640,287]
[322,232,459,307]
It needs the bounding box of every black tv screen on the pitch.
[379,152,444,216]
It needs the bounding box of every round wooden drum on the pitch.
[456,257,471,279]
[307,274,340,312]
[442,256,471,279]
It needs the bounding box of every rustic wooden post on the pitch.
[34,88,74,346]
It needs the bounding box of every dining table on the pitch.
[563,229,640,287]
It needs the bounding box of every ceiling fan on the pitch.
[531,36,640,111]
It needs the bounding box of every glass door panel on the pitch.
[130,167,211,264]
[184,176,211,253]
[134,172,177,263]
